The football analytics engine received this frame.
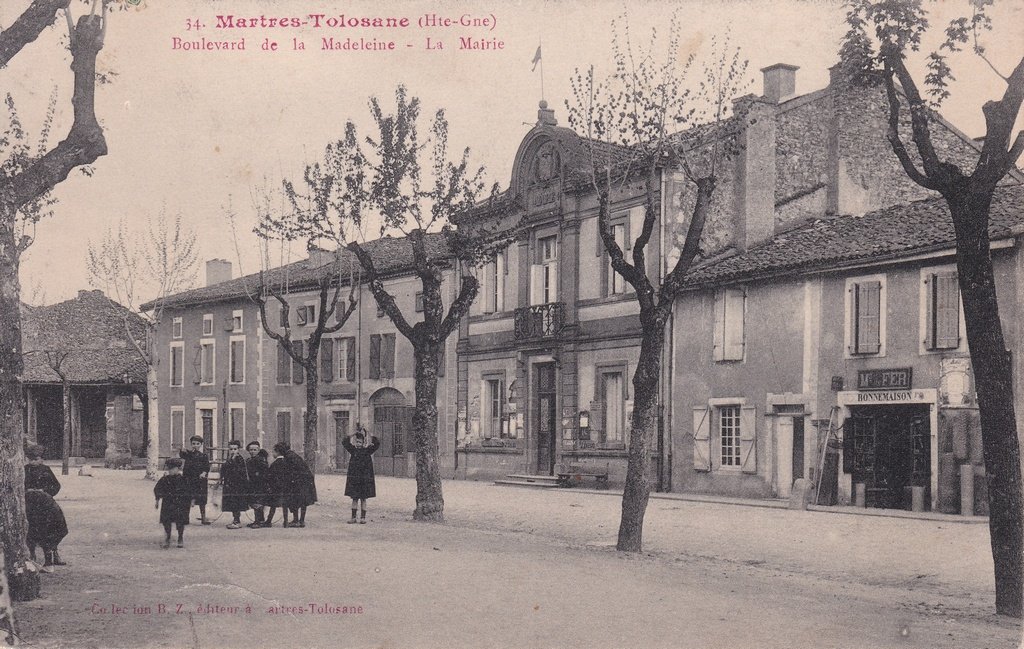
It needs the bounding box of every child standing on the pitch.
[179,435,211,525]
[219,440,251,529]
[342,427,380,524]
[154,458,191,548]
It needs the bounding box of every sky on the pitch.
[3,0,1023,307]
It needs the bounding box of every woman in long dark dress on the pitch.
[219,440,251,529]
[342,428,380,524]
[24,445,60,497]
[275,442,317,528]
[179,435,211,525]
[24,444,67,567]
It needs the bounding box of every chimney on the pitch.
[536,100,557,127]
[734,97,778,251]
[205,259,232,287]
[761,64,799,104]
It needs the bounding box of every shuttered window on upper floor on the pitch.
[849,280,881,355]
[925,272,960,350]
[713,287,746,362]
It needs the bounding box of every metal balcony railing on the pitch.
[514,302,565,339]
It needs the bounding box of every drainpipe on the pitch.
[659,169,672,492]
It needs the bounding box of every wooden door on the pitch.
[535,363,557,475]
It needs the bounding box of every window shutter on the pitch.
[530,264,544,305]
[692,407,711,471]
[847,286,858,354]
[924,275,936,349]
[856,281,881,354]
[382,333,396,379]
[369,334,381,379]
[723,288,746,361]
[481,262,494,313]
[712,291,726,361]
[292,340,304,384]
[345,336,356,381]
[936,273,960,349]
[321,339,334,382]
[548,264,558,303]
[739,405,757,473]
[276,343,290,384]
[495,253,505,312]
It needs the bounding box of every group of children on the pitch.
[155,429,379,548]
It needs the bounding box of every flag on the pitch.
[531,46,542,72]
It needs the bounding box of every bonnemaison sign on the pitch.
[853,389,930,403]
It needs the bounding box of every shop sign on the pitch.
[857,368,912,391]
[854,389,929,403]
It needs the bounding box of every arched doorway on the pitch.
[370,388,414,477]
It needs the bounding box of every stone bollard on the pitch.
[78,465,93,477]
[789,478,813,510]
[911,486,926,512]
[854,483,866,507]
[960,464,974,516]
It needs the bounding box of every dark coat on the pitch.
[154,474,191,526]
[25,463,61,497]
[282,450,317,508]
[26,489,67,549]
[179,448,210,505]
[245,449,270,506]
[343,437,379,500]
[265,456,290,508]
[219,454,251,513]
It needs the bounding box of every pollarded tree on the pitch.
[265,87,507,522]
[0,0,113,603]
[566,17,751,552]
[840,0,1024,618]
[249,191,358,474]
[87,211,199,479]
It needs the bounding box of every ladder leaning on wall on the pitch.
[814,405,842,506]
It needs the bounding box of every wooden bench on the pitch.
[556,463,610,489]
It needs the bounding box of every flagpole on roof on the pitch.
[532,40,544,102]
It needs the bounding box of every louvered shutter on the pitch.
[382,334,396,378]
[276,343,290,384]
[547,264,558,303]
[739,405,757,473]
[924,275,936,349]
[369,335,381,379]
[713,291,726,361]
[692,406,711,471]
[321,338,334,382]
[495,252,505,312]
[935,273,960,349]
[530,265,544,305]
[723,288,746,361]
[854,281,881,354]
[345,336,356,381]
[481,262,494,313]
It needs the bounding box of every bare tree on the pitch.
[840,0,1024,619]
[263,87,508,522]
[245,192,359,474]
[0,0,112,603]
[566,17,751,552]
[87,211,199,479]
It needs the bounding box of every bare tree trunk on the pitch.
[617,309,666,552]
[303,361,319,474]
[0,213,39,602]
[60,378,71,476]
[145,364,159,479]
[948,189,1024,618]
[411,341,444,522]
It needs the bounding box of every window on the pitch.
[846,276,885,356]
[229,403,245,439]
[276,410,291,446]
[170,406,185,449]
[713,287,746,362]
[530,235,558,305]
[720,405,742,467]
[199,339,215,385]
[202,314,213,336]
[195,401,217,447]
[172,317,183,339]
[482,376,505,439]
[599,370,625,444]
[415,292,424,313]
[229,336,245,384]
[296,304,316,327]
[320,337,355,383]
[276,341,291,385]
[170,342,184,387]
[924,270,960,351]
[231,309,243,331]
[369,333,396,379]
[481,252,506,313]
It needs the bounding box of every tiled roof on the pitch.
[21,290,149,384]
[684,184,1024,287]
[145,232,452,310]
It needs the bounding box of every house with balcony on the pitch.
[143,235,459,476]
[455,62,1024,512]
